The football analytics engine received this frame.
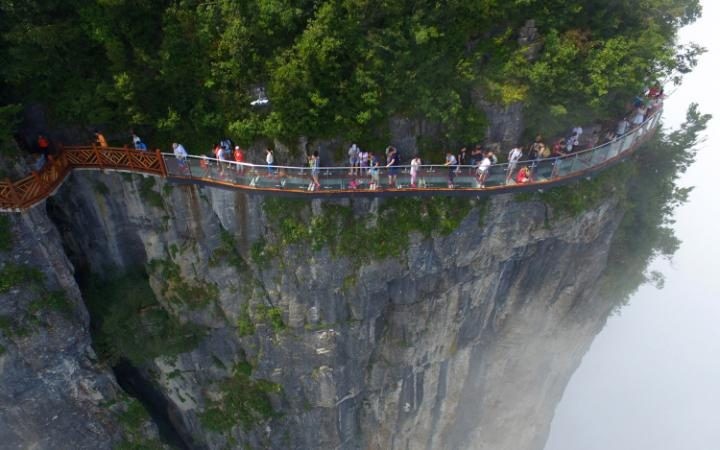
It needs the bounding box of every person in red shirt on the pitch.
[37,134,50,156]
[516,166,531,184]
[233,146,245,174]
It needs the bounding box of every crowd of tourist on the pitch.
[23,86,663,191]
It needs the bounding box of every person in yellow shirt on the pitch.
[94,130,108,148]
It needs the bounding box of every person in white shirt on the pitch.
[476,155,491,188]
[172,143,189,175]
[173,142,187,160]
[359,150,369,173]
[616,117,630,136]
[410,155,422,188]
[631,105,647,125]
[508,146,523,179]
[265,148,275,175]
[444,151,458,188]
[348,143,360,175]
[216,145,228,175]
[572,125,583,141]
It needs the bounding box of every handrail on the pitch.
[0,107,662,212]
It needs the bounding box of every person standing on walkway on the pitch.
[172,142,189,175]
[199,154,210,177]
[616,117,630,136]
[444,151,458,188]
[265,147,275,175]
[507,146,523,180]
[359,148,369,174]
[95,130,108,148]
[458,147,468,173]
[131,131,146,150]
[234,146,245,174]
[308,150,320,190]
[386,147,399,187]
[37,134,50,157]
[410,154,421,188]
[476,152,492,188]
[348,143,360,175]
[216,144,228,177]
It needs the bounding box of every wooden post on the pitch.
[125,146,134,170]
[156,148,168,177]
[93,143,103,168]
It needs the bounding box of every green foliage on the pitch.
[83,273,206,365]
[516,162,635,218]
[28,290,72,318]
[236,304,255,337]
[0,314,29,338]
[255,304,286,333]
[0,104,22,156]
[0,215,13,252]
[136,176,164,209]
[209,230,247,272]
[0,1,701,151]
[0,268,76,339]
[117,398,150,430]
[250,237,276,267]
[258,196,474,263]
[199,363,282,432]
[113,397,164,450]
[146,257,219,309]
[0,264,43,293]
[601,104,711,301]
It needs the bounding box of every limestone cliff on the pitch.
[0,168,623,450]
[0,206,163,449]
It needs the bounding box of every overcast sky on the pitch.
[545,1,720,449]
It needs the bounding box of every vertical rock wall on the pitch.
[33,169,626,450]
[0,207,143,449]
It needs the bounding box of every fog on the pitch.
[544,1,720,449]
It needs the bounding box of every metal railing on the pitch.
[162,108,662,194]
[0,107,661,211]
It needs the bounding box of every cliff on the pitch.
[0,206,163,448]
[0,167,626,449]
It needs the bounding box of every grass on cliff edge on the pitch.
[513,160,635,218]
[255,196,478,264]
[82,272,206,366]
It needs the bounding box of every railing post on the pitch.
[156,149,168,177]
[93,143,103,169]
[124,146,133,170]
[59,148,69,170]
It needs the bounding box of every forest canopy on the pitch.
[0,0,702,152]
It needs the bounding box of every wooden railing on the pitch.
[0,146,167,212]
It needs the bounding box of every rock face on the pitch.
[14,168,626,450]
[0,207,127,449]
